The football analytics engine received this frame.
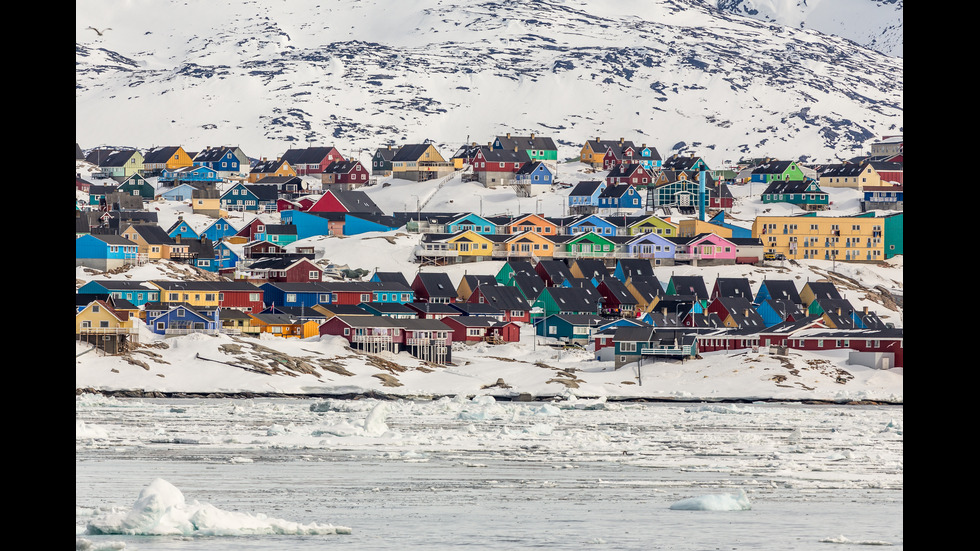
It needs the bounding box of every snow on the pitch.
[76,161,902,403]
[668,489,752,511]
[83,478,352,537]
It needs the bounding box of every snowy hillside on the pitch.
[75,0,902,168]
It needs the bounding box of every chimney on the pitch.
[514,146,519,152]
[619,137,624,144]
[530,133,535,140]
[863,306,869,315]
[506,133,511,139]
[387,144,391,150]
[596,137,601,143]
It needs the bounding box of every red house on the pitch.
[602,143,639,170]
[321,161,370,187]
[605,163,652,187]
[442,316,518,344]
[467,285,531,323]
[244,257,323,283]
[279,146,345,176]
[305,189,383,214]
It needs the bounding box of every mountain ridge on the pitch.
[76,0,903,168]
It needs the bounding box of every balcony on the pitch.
[640,344,694,356]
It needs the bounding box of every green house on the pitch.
[493,134,558,163]
[558,232,618,259]
[761,179,829,211]
[750,160,806,184]
[116,174,156,200]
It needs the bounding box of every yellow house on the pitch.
[751,214,886,262]
[627,215,678,237]
[446,231,496,259]
[143,146,194,175]
[248,313,318,338]
[75,300,135,335]
[503,231,555,259]
[249,158,297,183]
[677,219,732,239]
[580,137,630,167]
[120,223,190,261]
[818,163,881,190]
[148,281,223,308]
[191,188,227,218]
[391,143,453,181]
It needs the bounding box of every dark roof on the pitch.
[669,275,709,299]
[598,278,638,305]
[475,285,530,311]
[330,189,383,213]
[762,180,823,195]
[751,160,796,175]
[568,180,605,196]
[628,276,666,300]
[244,183,281,202]
[414,272,457,298]
[759,279,802,304]
[374,145,402,161]
[280,146,339,165]
[495,134,558,151]
[372,272,411,287]
[512,273,546,301]
[477,145,530,164]
[543,286,601,312]
[617,259,656,280]
[714,278,754,301]
[142,146,183,164]
[571,259,609,280]
[391,144,436,162]
[805,281,843,301]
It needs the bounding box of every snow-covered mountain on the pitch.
[75,0,902,168]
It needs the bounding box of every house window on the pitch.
[621,342,637,352]
[286,293,297,303]
[309,271,320,280]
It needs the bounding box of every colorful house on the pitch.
[158,183,196,203]
[75,233,141,270]
[493,133,558,166]
[567,180,607,214]
[624,232,676,263]
[566,214,618,237]
[159,165,223,187]
[321,160,371,188]
[750,160,806,184]
[580,137,635,168]
[120,223,189,261]
[514,161,555,197]
[116,174,156,200]
[390,143,453,182]
[193,146,249,178]
[761,180,829,211]
[597,183,643,212]
[672,233,739,265]
[605,164,653,187]
[445,213,498,235]
[166,217,200,240]
[371,144,401,176]
[501,231,556,260]
[89,148,144,180]
[249,157,296,183]
[472,145,530,188]
[279,146,344,176]
[147,304,220,336]
[626,215,677,237]
[553,231,618,260]
[505,214,559,236]
[142,146,194,176]
[468,285,532,323]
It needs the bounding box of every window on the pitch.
[621,342,637,352]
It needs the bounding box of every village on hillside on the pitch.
[75,133,904,372]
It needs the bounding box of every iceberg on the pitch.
[669,490,752,511]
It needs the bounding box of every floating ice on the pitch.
[85,478,351,536]
[820,534,893,545]
[76,421,108,440]
[312,402,392,437]
[669,490,752,511]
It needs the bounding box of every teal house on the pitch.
[77,280,161,307]
[761,180,829,211]
[446,213,498,235]
[167,218,200,240]
[116,174,156,200]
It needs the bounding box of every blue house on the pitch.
[707,211,753,239]
[598,184,643,212]
[514,161,554,197]
[566,214,618,236]
[567,180,606,212]
[77,280,161,307]
[166,218,200,240]
[637,145,663,170]
[159,183,199,202]
[193,146,248,177]
[214,241,242,272]
[752,279,803,307]
[446,213,498,235]
[536,314,606,343]
[159,165,222,186]
[756,299,806,328]
[344,213,402,236]
[260,282,332,309]
[147,304,220,336]
[201,217,239,242]
[280,210,344,239]
[624,232,675,263]
[221,183,264,212]
[75,234,140,271]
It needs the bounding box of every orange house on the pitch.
[502,231,556,259]
[505,214,558,236]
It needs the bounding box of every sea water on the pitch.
[76,395,903,550]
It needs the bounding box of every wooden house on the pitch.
[611,327,697,369]
[148,304,220,336]
[472,145,530,188]
[468,285,532,323]
[625,215,677,237]
[672,233,740,265]
[412,272,458,303]
[279,146,344,176]
[390,143,453,182]
[193,146,249,178]
[120,223,189,261]
[500,231,556,260]
[456,274,498,302]
[605,164,652,188]
[514,161,555,197]
[248,157,296,183]
[493,133,558,166]
[565,214,618,237]
[495,260,537,285]
[861,185,903,212]
[75,299,137,353]
[534,259,575,287]
[74,234,140,270]
[88,148,144,180]
[142,146,193,176]
[159,165,223,187]
[536,314,606,343]
[762,180,829,211]
[534,286,602,317]
[505,214,559,237]
[750,159,806,185]
[116,174,156,200]
[624,275,666,313]
[321,160,370,189]
[580,137,634,168]
[305,189,383,215]
[597,277,639,317]
[711,278,754,302]
[371,144,401,176]
[708,296,766,331]
[567,180,607,214]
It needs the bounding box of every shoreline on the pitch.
[75,387,903,406]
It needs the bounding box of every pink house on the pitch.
[676,233,739,264]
